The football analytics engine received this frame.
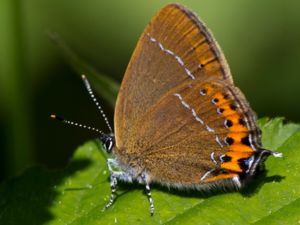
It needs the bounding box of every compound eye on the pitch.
[101,135,115,153]
[104,138,114,153]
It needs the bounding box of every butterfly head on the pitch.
[100,134,115,153]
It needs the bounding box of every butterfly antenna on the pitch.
[50,114,105,136]
[81,75,113,134]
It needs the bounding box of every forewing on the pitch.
[115,4,232,148]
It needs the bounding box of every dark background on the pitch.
[0,0,299,182]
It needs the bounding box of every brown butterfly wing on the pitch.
[126,79,260,186]
[115,4,232,148]
[114,4,261,187]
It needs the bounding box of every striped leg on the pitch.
[142,174,155,216]
[106,173,117,209]
[105,159,133,209]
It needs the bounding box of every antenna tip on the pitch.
[81,74,86,79]
[50,114,64,121]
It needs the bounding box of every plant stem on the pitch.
[0,0,34,176]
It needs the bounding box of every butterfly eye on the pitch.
[101,135,115,153]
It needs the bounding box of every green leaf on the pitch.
[48,32,119,107]
[1,118,300,225]
[258,117,300,150]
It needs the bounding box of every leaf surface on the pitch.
[1,118,299,225]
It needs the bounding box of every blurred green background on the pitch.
[0,0,299,182]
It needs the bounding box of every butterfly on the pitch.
[52,3,282,215]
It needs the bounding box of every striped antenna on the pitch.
[81,75,113,133]
[50,114,105,136]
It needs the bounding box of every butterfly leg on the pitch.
[105,158,133,209]
[106,173,117,209]
[141,173,155,216]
